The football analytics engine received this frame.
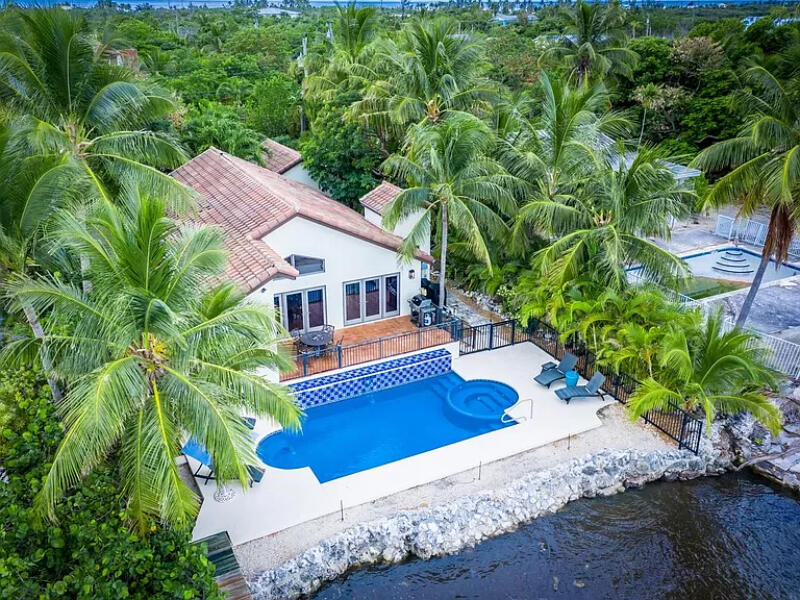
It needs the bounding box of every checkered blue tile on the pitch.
[290,349,452,409]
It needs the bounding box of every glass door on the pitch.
[274,287,326,332]
[383,274,399,317]
[306,288,325,330]
[363,278,381,321]
[344,281,362,325]
[285,292,304,333]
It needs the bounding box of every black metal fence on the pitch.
[458,317,703,454]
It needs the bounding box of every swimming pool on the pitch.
[257,371,519,483]
[680,246,800,282]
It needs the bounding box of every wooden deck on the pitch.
[194,531,251,600]
[280,317,456,381]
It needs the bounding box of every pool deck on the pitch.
[189,343,615,546]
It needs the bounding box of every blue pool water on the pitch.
[257,372,518,483]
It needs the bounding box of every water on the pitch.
[681,246,800,283]
[256,371,516,482]
[313,472,800,599]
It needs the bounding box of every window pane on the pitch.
[384,275,398,314]
[285,293,304,332]
[364,278,380,318]
[345,282,361,322]
[307,288,325,328]
[294,255,324,275]
[273,295,283,327]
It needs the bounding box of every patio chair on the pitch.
[182,438,264,487]
[534,353,578,388]
[289,329,302,352]
[555,372,606,404]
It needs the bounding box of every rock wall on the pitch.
[250,445,731,600]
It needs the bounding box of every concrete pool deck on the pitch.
[190,343,617,546]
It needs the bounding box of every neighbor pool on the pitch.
[257,372,518,482]
[680,246,800,282]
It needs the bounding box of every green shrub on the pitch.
[0,369,223,600]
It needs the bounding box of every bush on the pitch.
[0,369,223,600]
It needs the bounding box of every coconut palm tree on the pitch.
[539,0,638,85]
[0,8,191,211]
[691,66,800,328]
[522,143,693,290]
[351,18,494,145]
[500,73,631,250]
[383,114,518,307]
[1,189,301,532]
[628,311,781,434]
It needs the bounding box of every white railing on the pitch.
[715,215,800,258]
[723,318,800,380]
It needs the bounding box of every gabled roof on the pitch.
[359,181,403,215]
[261,138,302,174]
[172,148,433,292]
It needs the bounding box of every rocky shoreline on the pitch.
[249,432,734,600]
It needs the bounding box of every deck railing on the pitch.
[457,318,704,454]
[282,316,704,454]
[282,320,460,380]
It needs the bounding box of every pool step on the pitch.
[713,250,754,275]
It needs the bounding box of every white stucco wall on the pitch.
[282,163,321,191]
[248,216,427,330]
[364,207,430,254]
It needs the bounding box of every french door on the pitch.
[274,287,326,333]
[343,274,400,325]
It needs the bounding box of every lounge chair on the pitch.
[555,372,606,404]
[182,438,264,486]
[534,353,578,388]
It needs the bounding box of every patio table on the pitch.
[300,330,332,348]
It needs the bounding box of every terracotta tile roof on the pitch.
[261,139,302,174]
[359,181,403,215]
[172,148,433,293]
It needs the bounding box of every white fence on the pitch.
[723,318,800,380]
[715,215,800,258]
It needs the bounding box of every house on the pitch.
[262,138,321,191]
[360,181,431,255]
[172,148,433,334]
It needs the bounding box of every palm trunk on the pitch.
[439,202,448,310]
[638,107,647,146]
[22,302,62,403]
[735,251,770,329]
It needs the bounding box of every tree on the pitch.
[501,73,630,250]
[383,114,517,306]
[539,0,638,84]
[525,143,693,290]
[246,73,301,138]
[182,101,264,163]
[0,8,191,209]
[628,311,781,434]
[691,66,800,327]
[2,189,301,531]
[299,97,382,208]
[352,18,494,145]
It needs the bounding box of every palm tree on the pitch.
[0,8,191,211]
[691,66,800,328]
[628,311,782,434]
[1,189,301,532]
[351,18,494,145]
[539,0,637,85]
[383,114,517,307]
[499,73,630,250]
[521,143,694,290]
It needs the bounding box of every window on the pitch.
[273,287,327,333]
[343,274,400,325]
[285,254,324,275]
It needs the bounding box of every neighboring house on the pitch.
[172,148,433,334]
[262,138,321,191]
[107,48,139,72]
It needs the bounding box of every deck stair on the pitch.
[711,249,754,275]
[194,531,252,600]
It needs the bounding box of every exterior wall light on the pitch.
[408,269,416,279]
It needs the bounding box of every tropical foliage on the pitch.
[2,189,301,531]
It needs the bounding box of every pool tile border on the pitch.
[289,349,452,409]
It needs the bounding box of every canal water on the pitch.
[313,472,800,599]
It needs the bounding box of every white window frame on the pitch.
[342,273,400,325]
[273,285,327,333]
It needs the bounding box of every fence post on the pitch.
[489,323,494,350]
[511,319,516,345]
[302,353,308,376]
[337,344,343,369]
[678,410,688,451]
[379,337,383,358]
